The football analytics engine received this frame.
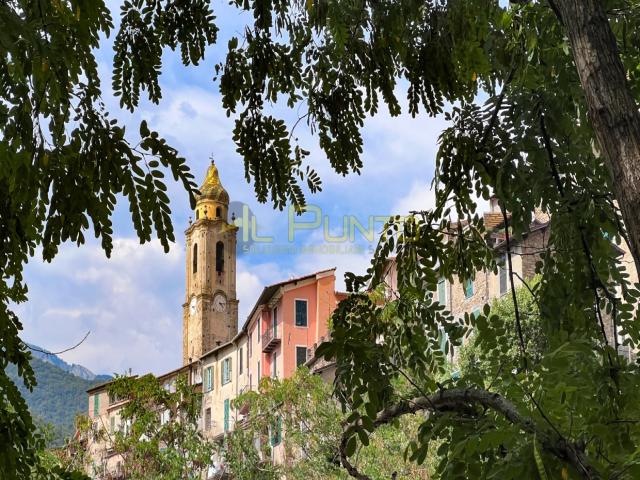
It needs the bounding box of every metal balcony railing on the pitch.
[261,325,281,352]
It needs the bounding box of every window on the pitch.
[296,346,308,367]
[437,277,447,305]
[239,348,243,375]
[205,408,211,431]
[222,358,232,385]
[216,241,224,273]
[438,328,448,354]
[93,394,99,416]
[160,409,170,426]
[270,417,282,447]
[205,367,213,392]
[216,206,221,218]
[257,361,261,382]
[472,308,481,319]
[271,351,277,378]
[248,333,252,358]
[272,306,278,336]
[257,320,261,338]
[464,278,474,298]
[192,243,198,274]
[295,299,308,327]
[195,209,199,220]
[110,416,116,433]
[223,399,230,432]
[499,254,508,295]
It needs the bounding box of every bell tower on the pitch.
[182,160,239,365]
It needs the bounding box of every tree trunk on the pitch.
[552,0,640,276]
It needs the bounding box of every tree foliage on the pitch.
[103,374,214,480]
[4,0,640,479]
[223,368,431,479]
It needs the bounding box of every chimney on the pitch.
[489,195,500,213]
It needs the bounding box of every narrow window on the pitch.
[272,306,278,336]
[216,206,221,218]
[205,408,211,431]
[222,358,232,385]
[271,351,277,378]
[248,333,252,358]
[239,348,243,375]
[257,361,261,382]
[205,367,213,392]
[464,278,474,298]
[223,399,230,432]
[295,299,308,327]
[192,243,198,274]
[437,277,446,305]
[499,254,508,295]
[296,346,308,367]
[93,394,100,416]
[216,241,224,273]
[438,328,448,354]
[195,209,199,220]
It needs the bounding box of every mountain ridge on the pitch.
[26,343,111,381]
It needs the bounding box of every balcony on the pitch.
[262,325,281,353]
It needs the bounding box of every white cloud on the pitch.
[19,238,184,376]
[392,181,436,215]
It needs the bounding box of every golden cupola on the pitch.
[195,161,229,222]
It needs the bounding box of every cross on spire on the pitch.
[209,153,215,165]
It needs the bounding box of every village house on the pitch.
[84,162,638,478]
[83,162,344,478]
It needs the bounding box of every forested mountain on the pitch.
[6,354,111,446]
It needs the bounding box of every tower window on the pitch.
[216,206,221,218]
[216,241,224,273]
[195,210,199,220]
[193,243,198,274]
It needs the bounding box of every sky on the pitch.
[15,1,452,376]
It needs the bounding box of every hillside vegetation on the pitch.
[6,357,105,446]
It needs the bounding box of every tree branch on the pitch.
[341,388,601,480]
[27,331,91,356]
[500,205,528,371]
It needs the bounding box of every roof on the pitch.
[86,375,136,394]
[197,161,229,205]
[241,268,336,332]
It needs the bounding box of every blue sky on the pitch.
[16,1,452,376]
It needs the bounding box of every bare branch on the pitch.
[340,387,601,480]
[27,331,91,356]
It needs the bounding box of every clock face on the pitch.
[213,293,227,312]
[189,297,197,316]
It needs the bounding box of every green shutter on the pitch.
[93,394,99,416]
[223,399,230,432]
[271,417,282,447]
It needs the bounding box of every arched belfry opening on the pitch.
[192,243,198,274]
[216,241,224,273]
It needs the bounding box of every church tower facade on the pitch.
[182,161,239,365]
